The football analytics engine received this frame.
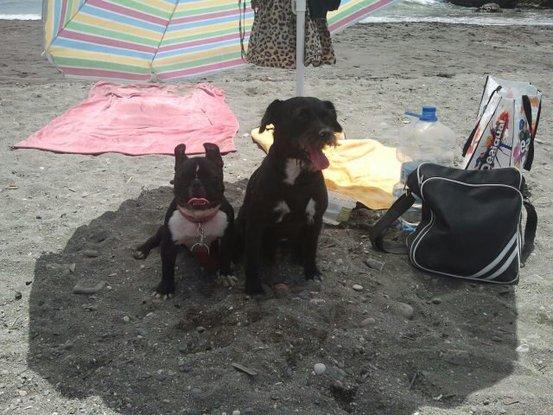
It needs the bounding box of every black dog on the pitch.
[236,97,342,295]
[134,143,235,298]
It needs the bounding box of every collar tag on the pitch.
[191,223,210,255]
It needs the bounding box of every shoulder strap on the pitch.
[462,86,502,157]
[521,200,537,264]
[522,95,541,171]
[369,193,415,253]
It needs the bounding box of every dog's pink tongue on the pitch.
[308,147,330,170]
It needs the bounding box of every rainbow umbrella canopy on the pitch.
[43,0,397,82]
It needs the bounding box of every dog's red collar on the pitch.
[177,205,220,223]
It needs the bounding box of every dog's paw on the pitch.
[133,248,149,260]
[272,282,291,298]
[153,290,174,300]
[154,282,175,300]
[153,292,174,300]
[217,274,238,287]
[304,267,323,282]
[245,280,265,296]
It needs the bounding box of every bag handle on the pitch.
[462,86,502,157]
[522,95,541,171]
[369,192,415,254]
[521,200,537,263]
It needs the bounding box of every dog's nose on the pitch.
[190,179,206,197]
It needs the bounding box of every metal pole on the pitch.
[295,0,306,96]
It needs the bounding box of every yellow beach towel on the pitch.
[251,127,401,210]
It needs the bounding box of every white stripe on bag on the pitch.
[470,232,518,279]
[485,248,519,281]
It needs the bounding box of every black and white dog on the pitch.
[134,143,235,298]
[236,97,342,295]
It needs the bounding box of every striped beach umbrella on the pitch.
[327,0,397,33]
[43,0,396,83]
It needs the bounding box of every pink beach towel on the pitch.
[15,82,238,156]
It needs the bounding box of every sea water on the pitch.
[362,0,553,26]
[2,0,553,24]
[1,0,553,24]
[0,0,42,20]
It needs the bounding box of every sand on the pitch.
[1,19,553,415]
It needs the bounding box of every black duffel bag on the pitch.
[370,163,537,284]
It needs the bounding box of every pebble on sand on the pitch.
[72,281,106,295]
[364,258,385,271]
[359,317,376,327]
[14,291,22,300]
[352,284,364,291]
[232,410,241,415]
[179,363,192,373]
[516,344,529,353]
[395,302,414,320]
[314,363,327,375]
[82,249,99,258]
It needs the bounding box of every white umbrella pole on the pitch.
[295,0,306,96]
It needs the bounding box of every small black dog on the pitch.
[134,143,235,298]
[236,97,342,294]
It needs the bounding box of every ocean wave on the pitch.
[401,0,442,5]
[362,15,553,26]
[0,13,41,20]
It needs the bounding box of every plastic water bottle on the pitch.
[323,190,357,225]
[393,106,456,230]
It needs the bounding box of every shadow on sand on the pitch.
[28,182,518,414]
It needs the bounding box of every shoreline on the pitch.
[362,11,553,24]
[2,14,553,22]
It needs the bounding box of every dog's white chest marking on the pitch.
[168,210,228,248]
[284,159,302,185]
[305,198,316,224]
[274,201,291,223]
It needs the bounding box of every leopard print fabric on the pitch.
[245,0,336,69]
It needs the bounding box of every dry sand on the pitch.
[1,20,553,415]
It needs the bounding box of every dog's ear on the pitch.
[323,101,337,117]
[203,143,223,168]
[323,100,343,132]
[260,99,283,133]
[174,144,187,170]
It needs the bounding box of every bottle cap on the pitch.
[420,106,438,122]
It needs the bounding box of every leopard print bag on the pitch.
[243,0,336,69]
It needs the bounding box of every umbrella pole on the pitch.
[295,0,306,96]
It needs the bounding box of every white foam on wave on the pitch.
[0,14,41,20]
[401,0,441,5]
[362,15,553,26]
